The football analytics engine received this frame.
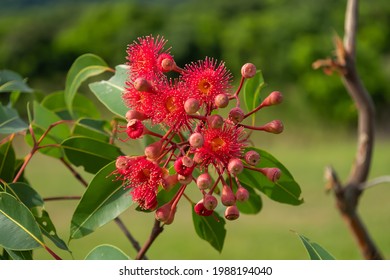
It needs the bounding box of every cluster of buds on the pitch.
[114,35,283,223]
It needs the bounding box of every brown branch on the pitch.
[316,0,382,259]
[135,219,164,260]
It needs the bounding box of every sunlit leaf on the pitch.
[0,105,28,134]
[0,192,43,250]
[85,244,130,260]
[61,136,122,173]
[65,53,111,116]
[89,64,129,118]
[238,147,303,205]
[69,161,133,240]
[294,232,335,260]
[192,206,226,252]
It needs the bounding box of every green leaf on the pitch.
[6,182,69,251]
[0,105,28,134]
[0,192,43,250]
[243,70,265,123]
[61,136,122,173]
[192,206,226,252]
[238,147,303,205]
[65,53,111,116]
[25,101,70,158]
[0,70,33,93]
[0,137,16,183]
[294,232,335,260]
[42,91,100,120]
[72,118,110,143]
[235,183,262,214]
[69,161,133,240]
[89,64,129,118]
[85,244,130,260]
[4,249,33,260]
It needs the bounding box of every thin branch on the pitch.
[44,196,81,202]
[360,176,390,191]
[135,219,164,260]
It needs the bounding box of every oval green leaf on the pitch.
[85,244,130,260]
[69,161,133,240]
[192,206,226,253]
[89,64,129,118]
[238,147,303,205]
[3,249,33,260]
[72,118,110,143]
[0,192,43,250]
[243,70,265,124]
[294,232,335,260]
[61,136,123,174]
[0,70,33,93]
[0,105,28,134]
[0,137,16,183]
[65,54,111,116]
[235,183,263,215]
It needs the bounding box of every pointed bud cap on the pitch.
[225,205,240,220]
[125,110,148,121]
[261,91,283,107]
[262,120,284,134]
[115,156,130,174]
[235,186,250,202]
[157,53,176,72]
[207,114,224,129]
[134,77,153,92]
[189,132,204,148]
[203,194,218,211]
[241,63,257,78]
[144,141,163,160]
[260,167,281,182]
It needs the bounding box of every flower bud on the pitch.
[228,158,244,176]
[228,107,245,124]
[261,91,283,107]
[184,98,200,114]
[221,184,236,206]
[207,114,224,129]
[189,132,204,148]
[193,152,205,164]
[261,120,284,134]
[225,205,240,221]
[235,186,250,202]
[241,63,257,78]
[245,150,260,166]
[203,194,218,211]
[163,174,178,191]
[260,167,281,182]
[126,119,144,139]
[134,77,153,92]
[196,173,212,190]
[155,201,176,225]
[214,93,229,108]
[194,200,213,216]
[177,174,193,185]
[174,156,194,176]
[157,53,176,72]
[115,156,130,174]
[144,141,162,160]
[125,110,148,121]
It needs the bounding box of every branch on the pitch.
[135,219,164,260]
[316,0,383,260]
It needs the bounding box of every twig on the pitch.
[317,0,382,259]
[43,196,81,202]
[360,176,390,191]
[135,219,164,260]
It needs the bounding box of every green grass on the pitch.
[22,131,390,260]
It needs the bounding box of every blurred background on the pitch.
[1,0,390,259]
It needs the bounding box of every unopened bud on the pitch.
[193,152,205,164]
[207,114,224,129]
[235,186,250,202]
[221,184,236,206]
[115,156,130,174]
[194,200,214,216]
[184,98,200,114]
[245,150,260,166]
[189,132,204,148]
[157,53,176,72]
[163,174,178,191]
[214,93,229,108]
[134,77,153,92]
[125,110,148,121]
[228,158,244,176]
[203,194,218,211]
[177,174,193,185]
[229,107,245,124]
[155,201,176,225]
[196,173,212,190]
[261,91,283,107]
[241,63,257,79]
[225,205,240,220]
[260,167,281,182]
[126,119,145,139]
[144,141,162,160]
[261,120,284,134]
